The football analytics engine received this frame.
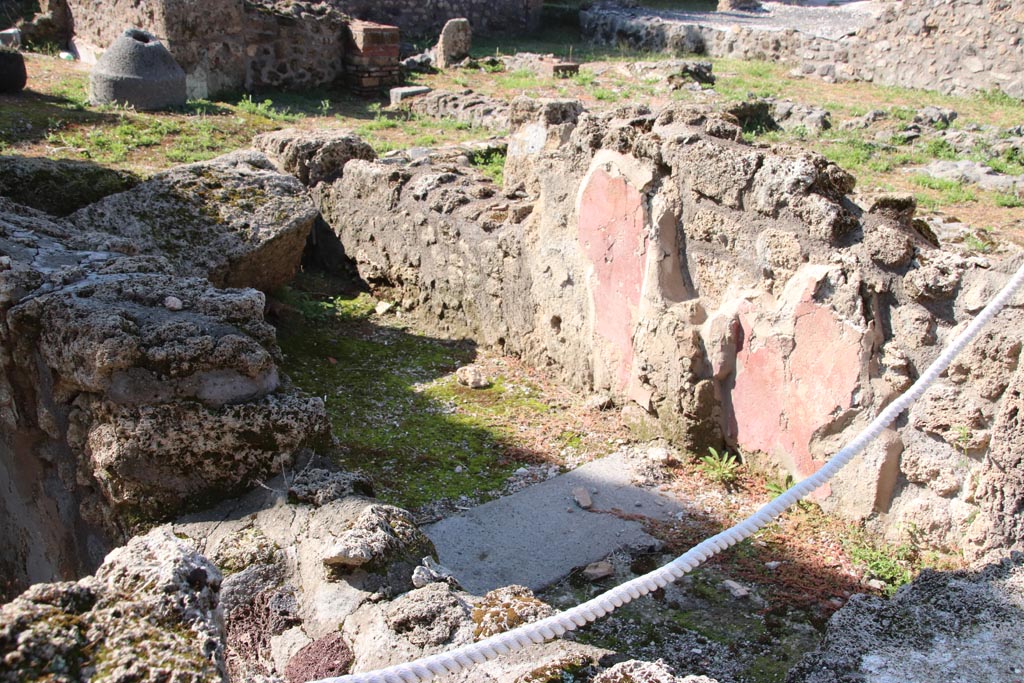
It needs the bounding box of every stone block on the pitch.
[390,86,432,106]
[435,18,471,70]
[536,60,580,78]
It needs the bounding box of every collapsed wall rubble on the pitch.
[266,100,1024,560]
[0,151,327,593]
[2,456,617,682]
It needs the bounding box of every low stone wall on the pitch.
[581,6,811,63]
[330,0,544,37]
[274,102,1024,560]
[581,1,1024,99]
[406,89,511,131]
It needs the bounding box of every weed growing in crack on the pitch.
[696,447,742,487]
[842,532,914,596]
[469,149,506,185]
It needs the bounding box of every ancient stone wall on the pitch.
[330,0,544,38]
[797,0,1024,98]
[65,0,544,96]
[286,101,1024,559]
[407,89,511,131]
[581,6,811,64]
[582,1,1024,99]
[67,0,349,98]
[0,152,327,592]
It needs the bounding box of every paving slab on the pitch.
[424,452,686,594]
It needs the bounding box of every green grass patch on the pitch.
[921,138,959,160]
[985,148,1024,176]
[497,69,546,91]
[910,174,978,204]
[47,115,181,163]
[995,191,1024,208]
[275,284,533,510]
[236,94,302,122]
[165,120,229,163]
[591,87,621,102]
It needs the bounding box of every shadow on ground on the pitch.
[273,269,554,514]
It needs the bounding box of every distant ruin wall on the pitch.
[582,0,1024,99]
[581,6,811,64]
[65,0,544,98]
[331,0,544,37]
[798,0,1024,99]
[67,0,349,98]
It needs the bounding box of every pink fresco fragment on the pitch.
[578,168,647,390]
[731,278,864,483]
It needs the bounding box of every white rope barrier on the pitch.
[317,260,1024,683]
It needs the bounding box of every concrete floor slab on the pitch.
[423,452,686,594]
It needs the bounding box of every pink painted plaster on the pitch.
[731,278,864,481]
[578,168,647,390]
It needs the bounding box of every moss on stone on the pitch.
[514,653,591,683]
[0,156,139,216]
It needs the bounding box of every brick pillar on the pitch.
[344,20,401,96]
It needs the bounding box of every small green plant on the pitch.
[844,532,915,595]
[318,99,332,116]
[572,71,597,87]
[922,138,959,160]
[765,474,790,498]
[697,447,742,486]
[952,424,976,454]
[236,94,301,122]
[995,191,1023,208]
[558,430,584,449]
[765,473,814,510]
[963,232,994,253]
[591,87,621,102]
[470,149,506,185]
[789,124,809,140]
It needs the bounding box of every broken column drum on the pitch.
[89,28,187,110]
